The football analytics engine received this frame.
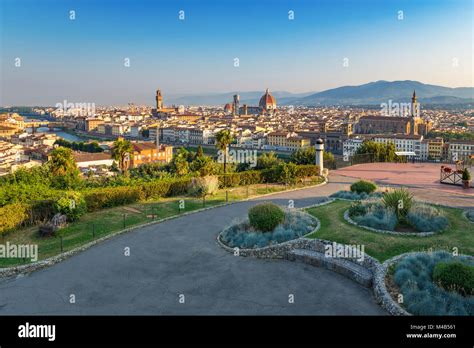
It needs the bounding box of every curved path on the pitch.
[0,175,386,315]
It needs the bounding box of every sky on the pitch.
[0,0,473,106]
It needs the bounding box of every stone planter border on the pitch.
[216,210,321,259]
[343,210,436,237]
[0,179,328,278]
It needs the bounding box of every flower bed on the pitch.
[220,209,318,249]
[390,251,474,315]
[347,189,448,234]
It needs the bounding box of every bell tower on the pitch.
[156,89,163,110]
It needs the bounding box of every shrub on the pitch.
[353,202,397,231]
[462,168,471,181]
[382,188,413,219]
[466,210,474,223]
[433,261,474,296]
[350,180,377,194]
[188,176,219,197]
[53,192,87,222]
[248,202,285,232]
[0,203,29,235]
[393,251,474,315]
[407,204,449,232]
[84,186,144,211]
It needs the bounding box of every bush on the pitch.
[218,170,262,188]
[393,251,474,315]
[466,210,474,223]
[462,168,471,181]
[84,186,144,211]
[433,261,474,296]
[188,176,219,197]
[53,192,87,222]
[407,204,449,232]
[248,203,285,232]
[0,203,29,235]
[350,180,377,194]
[352,202,397,231]
[382,188,413,219]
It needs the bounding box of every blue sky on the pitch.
[1,0,472,105]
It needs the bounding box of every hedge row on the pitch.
[84,177,193,212]
[219,165,320,188]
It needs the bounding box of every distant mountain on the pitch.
[165,91,316,106]
[285,81,474,106]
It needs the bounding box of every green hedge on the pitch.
[218,171,263,188]
[84,186,144,212]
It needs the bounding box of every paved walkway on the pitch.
[335,163,474,208]
[0,177,386,315]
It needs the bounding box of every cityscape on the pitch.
[0,0,473,345]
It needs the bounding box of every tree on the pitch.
[170,147,190,176]
[290,147,335,168]
[196,145,204,159]
[215,129,234,176]
[356,140,397,163]
[47,147,80,189]
[112,138,133,173]
[256,151,282,169]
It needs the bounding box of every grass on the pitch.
[0,178,324,267]
[305,200,474,262]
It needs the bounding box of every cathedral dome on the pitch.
[259,88,277,111]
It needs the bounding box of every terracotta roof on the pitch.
[73,152,112,163]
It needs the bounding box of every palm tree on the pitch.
[48,147,77,176]
[112,138,133,173]
[215,129,234,182]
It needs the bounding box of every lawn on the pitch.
[0,179,323,267]
[305,200,474,262]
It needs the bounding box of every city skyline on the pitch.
[1,0,473,105]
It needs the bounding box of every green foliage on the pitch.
[215,129,234,175]
[84,186,144,211]
[290,147,334,167]
[218,170,262,188]
[0,203,29,235]
[407,204,449,232]
[462,168,471,181]
[350,180,377,194]
[427,130,474,142]
[382,188,413,219]
[255,152,282,170]
[349,201,397,231]
[188,176,219,197]
[356,140,398,162]
[170,147,190,176]
[111,138,133,172]
[129,162,171,180]
[53,192,87,222]
[47,147,81,189]
[433,261,474,296]
[248,203,285,232]
[54,138,103,153]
